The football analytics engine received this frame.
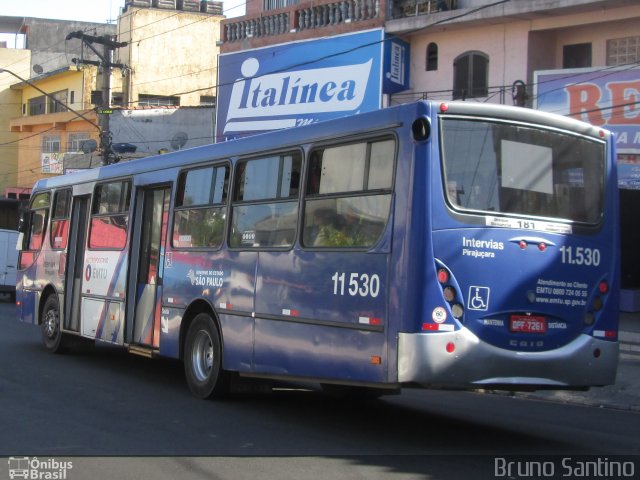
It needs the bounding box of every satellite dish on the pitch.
[170,132,188,151]
[81,139,98,154]
[32,64,43,75]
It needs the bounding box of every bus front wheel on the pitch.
[184,313,228,399]
[41,295,64,354]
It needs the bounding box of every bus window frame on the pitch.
[49,188,72,251]
[301,135,397,251]
[18,190,51,270]
[87,179,132,251]
[172,161,231,251]
[25,191,51,251]
[229,149,303,251]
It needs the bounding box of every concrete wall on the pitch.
[110,107,215,153]
[21,18,116,78]
[0,48,31,196]
[63,106,215,170]
[117,7,222,107]
[404,20,530,103]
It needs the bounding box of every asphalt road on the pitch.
[1,299,639,479]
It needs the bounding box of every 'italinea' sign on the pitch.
[216,29,384,141]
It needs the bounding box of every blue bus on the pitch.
[16,100,619,398]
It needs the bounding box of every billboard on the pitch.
[216,29,386,141]
[534,67,640,153]
[383,36,411,95]
[41,153,63,174]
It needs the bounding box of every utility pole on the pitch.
[66,31,127,165]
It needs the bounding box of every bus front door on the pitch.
[64,195,90,332]
[126,186,170,349]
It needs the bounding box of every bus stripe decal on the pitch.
[95,252,128,340]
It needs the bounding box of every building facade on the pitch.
[117,1,224,108]
[0,47,31,198]
[1,0,224,193]
[7,66,102,188]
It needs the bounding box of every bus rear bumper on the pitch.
[397,329,618,388]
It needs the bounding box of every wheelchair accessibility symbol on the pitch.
[468,286,490,311]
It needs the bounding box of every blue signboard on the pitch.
[534,67,640,153]
[618,156,640,190]
[383,36,410,95]
[216,29,385,141]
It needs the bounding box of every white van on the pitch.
[0,229,19,302]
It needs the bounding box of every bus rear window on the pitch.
[440,118,605,224]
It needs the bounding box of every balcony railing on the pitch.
[223,0,382,43]
[394,0,456,18]
[225,12,291,41]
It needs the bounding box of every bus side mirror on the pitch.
[411,117,431,142]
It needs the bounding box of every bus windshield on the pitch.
[440,118,605,224]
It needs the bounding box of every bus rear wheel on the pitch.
[184,313,228,399]
[41,295,64,354]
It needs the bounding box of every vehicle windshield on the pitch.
[440,118,605,224]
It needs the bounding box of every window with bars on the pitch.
[200,96,216,106]
[138,94,180,107]
[67,133,91,152]
[42,136,61,153]
[607,36,640,66]
[263,0,297,10]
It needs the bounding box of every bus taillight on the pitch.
[443,286,456,302]
[437,269,449,284]
[599,281,609,294]
[592,297,603,312]
[451,303,464,319]
[446,342,455,353]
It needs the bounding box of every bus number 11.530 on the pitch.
[331,272,380,297]
[559,246,601,266]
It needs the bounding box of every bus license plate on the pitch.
[509,315,547,334]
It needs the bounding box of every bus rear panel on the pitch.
[399,102,618,389]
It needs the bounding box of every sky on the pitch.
[0,0,245,44]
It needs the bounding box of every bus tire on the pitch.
[184,313,228,399]
[41,295,64,354]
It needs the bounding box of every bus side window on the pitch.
[88,181,131,250]
[50,189,71,249]
[230,152,302,248]
[173,165,229,249]
[303,139,395,248]
[26,192,51,251]
[28,211,47,250]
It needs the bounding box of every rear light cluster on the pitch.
[584,280,609,326]
[437,266,464,320]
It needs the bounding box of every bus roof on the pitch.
[31,100,609,192]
